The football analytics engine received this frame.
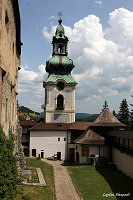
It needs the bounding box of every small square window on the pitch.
[58,138,60,141]
[64,138,66,141]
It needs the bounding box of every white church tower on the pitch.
[43,15,77,123]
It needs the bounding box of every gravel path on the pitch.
[44,160,82,200]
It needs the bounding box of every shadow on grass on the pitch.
[61,160,84,166]
[95,159,133,200]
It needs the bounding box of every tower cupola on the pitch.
[46,16,75,75]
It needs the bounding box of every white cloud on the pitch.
[112,77,126,84]
[105,8,133,48]
[30,101,42,110]
[95,1,102,6]
[42,26,56,40]
[98,88,118,97]
[19,8,133,112]
[49,15,56,20]
[43,8,133,103]
[18,64,47,111]
[18,64,46,95]
[86,95,101,101]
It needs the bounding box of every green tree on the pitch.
[118,99,129,126]
[130,95,133,128]
[19,116,26,121]
[33,116,40,121]
[102,100,109,111]
[112,110,117,117]
[0,127,18,200]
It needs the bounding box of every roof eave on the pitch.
[75,141,104,145]
[90,124,126,127]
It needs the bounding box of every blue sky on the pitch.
[18,0,133,114]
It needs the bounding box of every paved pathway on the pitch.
[44,159,82,200]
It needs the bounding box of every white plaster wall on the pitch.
[112,148,133,179]
[76,145,110,164]
[44,84,76,123]
[78,145,88,164]
[68,144,76,149]
[30,131,70,160]
[68,144,87,163]
[89,146,99,156]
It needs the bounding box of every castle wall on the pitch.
[0,68,2,123]
[112,147,133,179]
[0,0,20,137]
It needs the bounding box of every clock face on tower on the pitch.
[57,81,65,90]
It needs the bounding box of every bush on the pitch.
[0,126,18,200]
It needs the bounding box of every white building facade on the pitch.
[30,128,71,160]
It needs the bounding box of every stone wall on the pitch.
[1,0,20,83]
[1,73,18,136]
[0,68,2,123]
[0,0,20,137]
[112,148,133,179]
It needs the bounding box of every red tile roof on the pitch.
[20,121,37,127]
[69,121,91,130]
[90,108,126,127]
[30,121,71,131]
[74,129,105,145]
[19,112,24,116]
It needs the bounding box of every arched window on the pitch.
[59,44,62,54]
[57,94,64,109]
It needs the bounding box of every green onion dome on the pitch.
[46,55,75,75]
[46,18,75,75]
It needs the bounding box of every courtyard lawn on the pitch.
[14,158,55,200]
[67,165,133,200]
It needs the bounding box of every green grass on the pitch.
[67,165,133,200]
[14,158,55,200]
[27,169,39,183]
[21,169,39,183]
[28,113,40,117]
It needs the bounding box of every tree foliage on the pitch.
[19,106,40,115]
[118,99,129,126]
[0,126,18,200]
[130,95,133,128]
[112,110,117,117]
[19,106,34,114]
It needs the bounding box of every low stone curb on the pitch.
[22,168,46,187]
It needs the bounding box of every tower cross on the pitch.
[58,11,63,19]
